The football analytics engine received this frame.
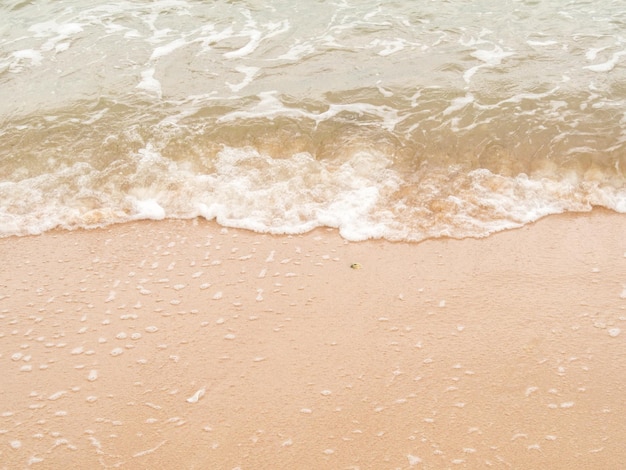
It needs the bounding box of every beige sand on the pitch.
[1,210,625,469]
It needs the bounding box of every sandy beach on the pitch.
[1,209,625,469]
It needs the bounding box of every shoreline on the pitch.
[1,209,625,469]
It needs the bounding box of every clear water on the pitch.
[1,0,625,240]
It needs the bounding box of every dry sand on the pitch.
[1,209,625,469]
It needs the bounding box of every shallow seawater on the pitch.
[1,0,625,240]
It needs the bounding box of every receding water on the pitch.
[1,0,625,240]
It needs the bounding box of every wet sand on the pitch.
[1,209,625,469]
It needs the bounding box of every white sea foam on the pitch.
[443,94,474,116]
[371,38,406,56]
[133,199,166,220]
[224,31,261,59]
[223,19,289,59]
[28,21,84,52]
[217,91,401,131]
[527,39,558,47]
[136,68,162,98]
[11,49,43,67]
[584,50,626,72]
[464,45,515,83]
[1,141,625,241]
[586,47,608,61]
[227,66,260,92]
[150,38,189,61]
[277,42,315,61]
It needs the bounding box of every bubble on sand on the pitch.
[110,347,124,356]
[224,333,236,340]
[10,440,21,449]
[407,454,422,466]
[186,388,206,403]
[87,370,98,381]
[525,386,539,397]
[608,328,621,337]
[212,291,223,300]
[48,391,66,401]
[320,390,332,396]
[145,326,159,333]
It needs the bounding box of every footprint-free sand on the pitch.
[1,210,625,469]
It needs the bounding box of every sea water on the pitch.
[1,0,624,240]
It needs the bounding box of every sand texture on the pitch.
[1,210,625,469]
